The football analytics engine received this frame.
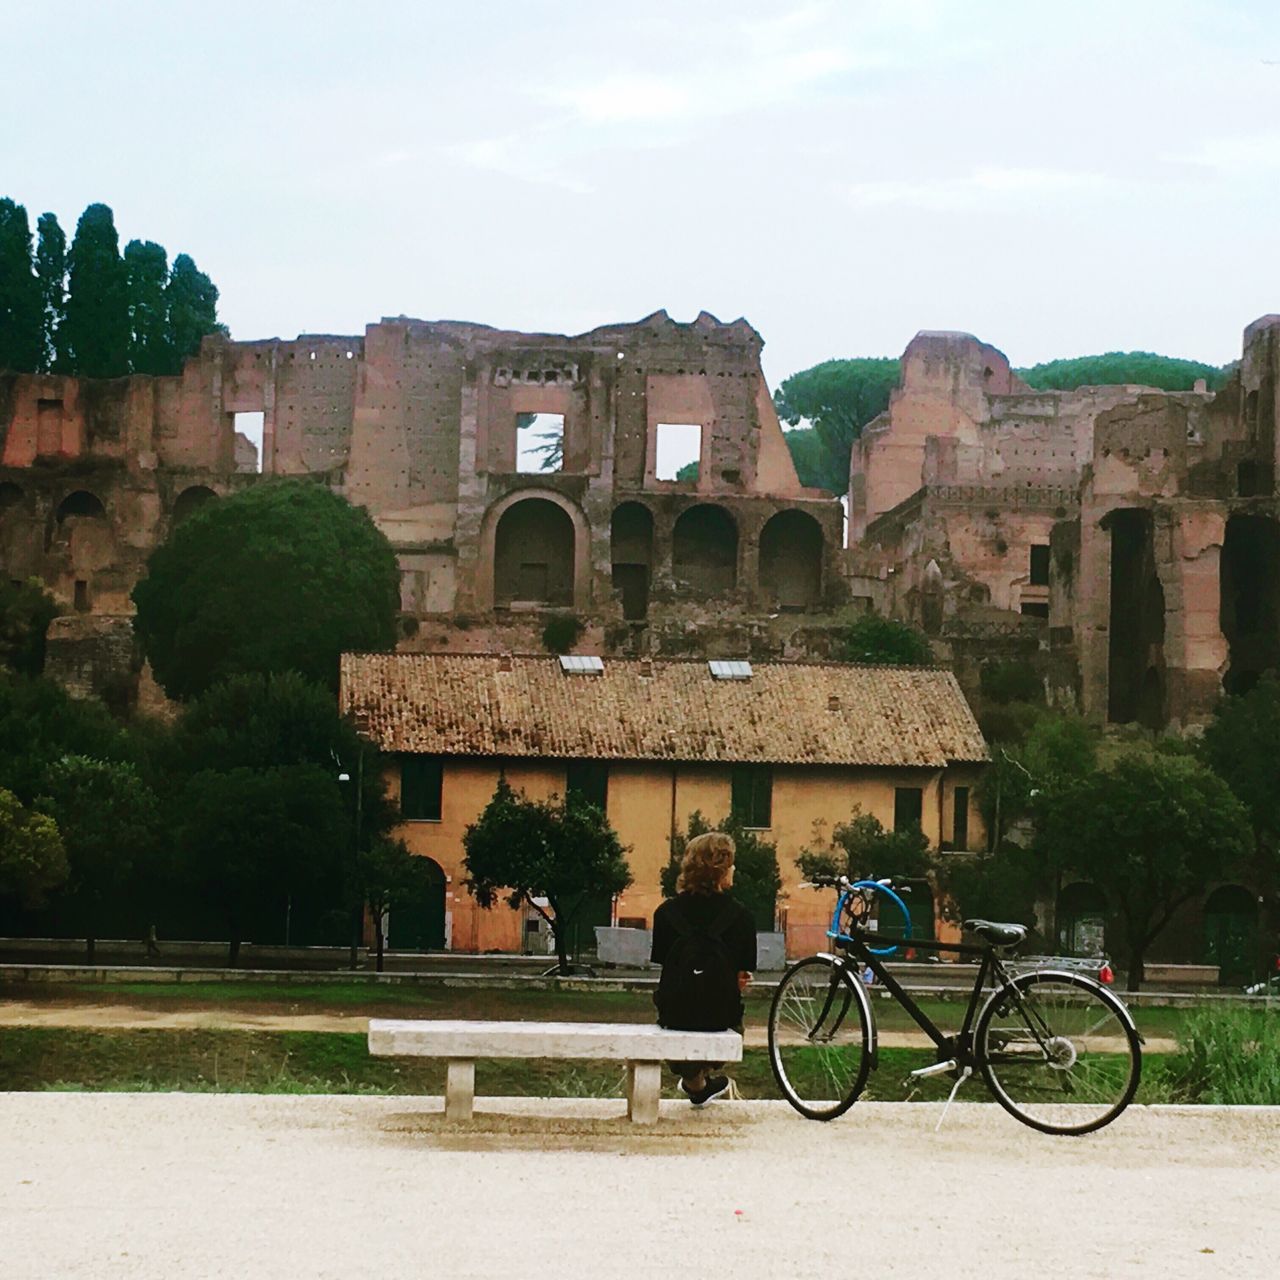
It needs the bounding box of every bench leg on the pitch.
[627,1061,661,1125]
[445,1059,474,1121]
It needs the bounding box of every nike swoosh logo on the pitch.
[693,969,704,975]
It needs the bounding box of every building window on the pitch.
[566,760,609,812]
[894,787,923,833]
[400,756,443,821]
[953,786,970,851]
[1029,544,1050,586]
[731,765,772,828]
[1020,602,1049,619]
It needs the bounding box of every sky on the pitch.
[5,0,1280,388]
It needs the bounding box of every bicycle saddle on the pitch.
[963,919,1028,948]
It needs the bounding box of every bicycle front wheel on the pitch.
[976,971,1141,1136]
[768,955,873,1120]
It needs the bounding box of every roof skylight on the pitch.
[708,660,752,680]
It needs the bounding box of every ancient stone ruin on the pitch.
[2,308,1277,727]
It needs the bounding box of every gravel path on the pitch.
[1,1093,1276,1279]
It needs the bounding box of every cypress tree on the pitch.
[125,239,170,375]
[35,212,67,373]
[165,252,222,369]
[0,198,42,373]
[63,203,129,377]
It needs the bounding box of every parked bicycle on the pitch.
[768,875,1142,1135]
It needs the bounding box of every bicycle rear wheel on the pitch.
[768,955,873,1120]
[976,971,1141,1136]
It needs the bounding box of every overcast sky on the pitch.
[6,0,1279,385]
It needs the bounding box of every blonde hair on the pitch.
[677,831,736,895]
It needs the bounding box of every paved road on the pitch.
[2,1094,1277,1279]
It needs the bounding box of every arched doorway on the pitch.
[759,509,823,610]
[173,485,218,524]
[610,502,653,620]
[672,504,737,596]
[493,498,576,606]
[387,858,447,951]
[1058,882,1107,957]
[1203,884,1257,984]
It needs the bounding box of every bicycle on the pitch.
[768,874,1143,1135]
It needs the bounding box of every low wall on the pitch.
[595,927,786,972]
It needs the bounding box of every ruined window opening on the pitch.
[55,490,106,522]
[233,412,265,474]
[759,510,824,611]
[494,498,575,607]
[655,422,701,482]
[1220,513,1280,695]
[516,413,564,474]
[672,504,737,596]
[1029,544,1051,586]
[73,579,89,613]
[1020,602,1049,619]
[610,502,653,621]
[1106,508,1165,726]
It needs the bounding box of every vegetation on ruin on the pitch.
[661,811,783,933]
[1016,351,1229,392]
[834,612,933,665]
[541,612,584,654]
[133,479,400,700]
[464,779,633,976]
[774,356,900,493]
[0,197,223,377]
[0,577,60,677]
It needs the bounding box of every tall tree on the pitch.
[165,252,222,368]
[62,203,130,378]
[0,198,42,372]
[774,357,900,494]
[34,212,67,373]
[124,239,170,375]
[132,479,401,700]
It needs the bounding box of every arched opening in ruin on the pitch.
[1105,508,1165,725]
[1220,513,1280,695]
[493,497,575,606]
[1202,884,1257,984]
[173,485,218,524]
[55,490,107,523]
[610,502,653,621]
[758,510,823,610]
[672,504,738,596]
[1057,882,1107,957]
[0,482,22,513]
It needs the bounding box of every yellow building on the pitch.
[339,653,988,957]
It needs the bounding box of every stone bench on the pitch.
[367,1019,743,1124]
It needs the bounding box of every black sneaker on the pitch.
[681,1075,730,1107]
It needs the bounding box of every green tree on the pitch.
[0,578,60,676]
[0,786,67,909]
[35,212,67,373]
[463,779,632,975]
[132,480,400,700]
[796,806,933,885]
[124,239,170,375]
[0,198,42,373]
[781,426,845,493]
[674,459,699,483]
[935,843,1044,936]
[836,612,933,665]
[37,755,159,962]
[178,764,346,966]
[165,252,222,368]
[661,811,783,932]
[360,837,435,973]
[1017,352,1227,392]
[1038,749,1252,990]
[774,357,899,494]
[62,203,130,378]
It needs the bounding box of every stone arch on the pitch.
[1202,883,1257,983]
[55,490,107,523]
[1057,882,1107,957]
[672,503,738,596]
[759,509,823,610]
[173,485,218,524]
[488,494,581,609]
[1220,513,1280,695]
[610,502,654,621]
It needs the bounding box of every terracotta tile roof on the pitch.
[340,654,988,769]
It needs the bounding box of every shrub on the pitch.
[541,613,584,655]
[1170,1006,1280,1105]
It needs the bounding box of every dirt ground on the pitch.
[1,1094,1276,1279]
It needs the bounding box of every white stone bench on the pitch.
[367,1019,743,1124]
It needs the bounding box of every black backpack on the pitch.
[655,898,741,1031]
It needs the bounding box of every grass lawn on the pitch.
[0,1027,1185,1103]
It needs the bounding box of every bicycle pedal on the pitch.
[909,1058,958,1080]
